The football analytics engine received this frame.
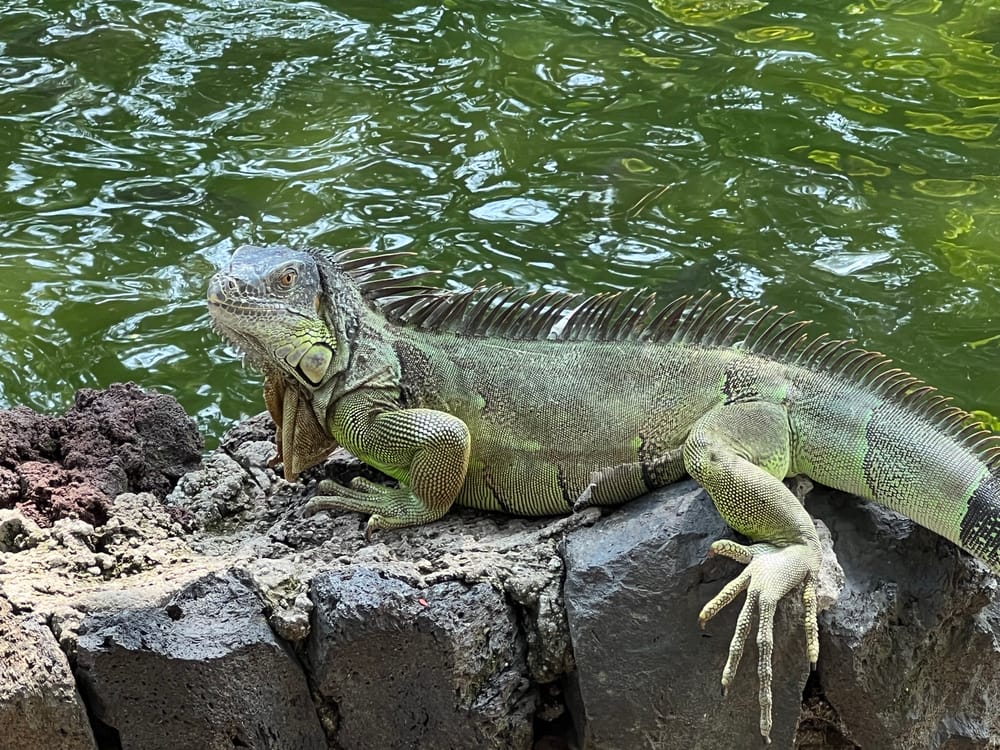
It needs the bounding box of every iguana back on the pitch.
[392,323,1000,567]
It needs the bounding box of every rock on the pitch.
[218,410,276,455]
[0,406,59,465]
[165,450,265,530]
[563,481,810,749]
[245,556,314,642]
[0,509,44,552]
[807,492,1000,749]
[4,394,1000,750]
[60,383,204,499]
[0,383,201,526]
[307,566,535,750]
[74,569,325,750]
[0,594,97,750]
[17,460,109,528]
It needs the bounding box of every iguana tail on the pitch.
[791,374,1000,573]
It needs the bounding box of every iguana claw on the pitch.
[571,472,600,512]
[699,538,818,743]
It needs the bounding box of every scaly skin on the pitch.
[207,244,1000,743]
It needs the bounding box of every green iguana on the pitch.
[207,244,1000,743]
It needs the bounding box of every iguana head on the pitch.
[207,244,343,389]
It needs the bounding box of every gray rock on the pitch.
[74,569,325,750]
[0,509,44,552]
[808,491,1000,749]
[165,450,265,529]
[307,566,535,750]
[563,481,810,750]
[0,593,97,750]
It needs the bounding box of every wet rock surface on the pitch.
[1,384,999,750]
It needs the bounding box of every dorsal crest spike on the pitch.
[679,293,727,343]
[750,312,795,351]
[512,291,561,339]
[563,292,609,340]
[336,249,418,274]
[642,296,691,341]
[708,301,758,347]
[824,341,864,373]
[407,294,451,328]
[869,366,902,388]
[856,357,892,386]
[838,350,877,379]
[487,292,537,336]
[796,332,831,365]
[760,320,811,358]
[605,290,653,341]
[466,285,511,335]
[738,306,779,348]
[697,300,733,346]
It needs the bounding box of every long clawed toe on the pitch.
[699,540,819,743]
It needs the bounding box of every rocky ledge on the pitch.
[1,384,999,750]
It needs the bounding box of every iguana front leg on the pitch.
[683,401,821,743]
[302,391,471,536]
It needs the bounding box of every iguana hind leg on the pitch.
[683,401,821,743]
[573,447,685,511]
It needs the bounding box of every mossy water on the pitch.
[2,0,999,443]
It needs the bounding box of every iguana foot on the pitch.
[573,450,685,512]
[699,539,819,743]
[303,477,448,539]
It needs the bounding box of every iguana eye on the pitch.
[277,268,298,289]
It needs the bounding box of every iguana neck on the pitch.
[317,306,404,415]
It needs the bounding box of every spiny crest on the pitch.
[326,247,1000,468]
[326,248,801,349]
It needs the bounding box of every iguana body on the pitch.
[208,244,1000,742]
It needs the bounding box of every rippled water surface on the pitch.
[2,0,1000,443]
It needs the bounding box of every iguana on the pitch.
[207,243,1000,743]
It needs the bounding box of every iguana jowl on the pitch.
[207,244,1000,742]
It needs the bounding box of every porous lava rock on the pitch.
[0,595,96,750]
[0,382,202,526]
[75,569,326,750]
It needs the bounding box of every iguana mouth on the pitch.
[207,274,299,330]
[207,274,283,361]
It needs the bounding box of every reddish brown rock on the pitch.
[0,383,202,526]
[16,461,109,528]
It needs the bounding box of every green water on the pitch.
[2,0,1000,444]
